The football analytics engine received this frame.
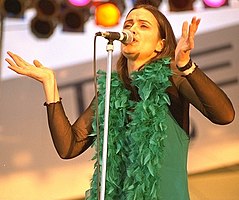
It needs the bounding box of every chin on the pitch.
[122,46,138,56]
[122,52,139,61]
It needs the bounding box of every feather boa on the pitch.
[88,58,172,200]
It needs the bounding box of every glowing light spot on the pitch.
[68,0,91,7]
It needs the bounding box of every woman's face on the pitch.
[121,8,164,62]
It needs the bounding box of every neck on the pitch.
[126,53,159,74]
[127,60,147,74]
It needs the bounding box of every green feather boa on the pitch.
[88,58,172,200]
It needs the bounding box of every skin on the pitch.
[121,8,166,74]
[5,8,200,104]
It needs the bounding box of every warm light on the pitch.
[203,0,228,7]
[95,3,121,27]
[67,0,91,7]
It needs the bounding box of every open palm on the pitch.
[5,51,54,84]
[175,17,201,67]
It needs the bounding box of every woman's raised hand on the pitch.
[5,51,55,84]
[5,51,60,103]
[175,17,201,67]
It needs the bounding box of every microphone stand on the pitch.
[100,39,114,200]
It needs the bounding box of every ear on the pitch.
[156,39,165,52]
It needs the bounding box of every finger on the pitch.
[33,60,43,68]
[181,21,188,39]
[195,18,201,32]
[192,17,201,25]
[5,58,21,69]
[189,30,195,48]
[7,51,30,67]
[190,17,201,33]
[191,16,196,24]
[188,18,200,47]
[194,17,201,24]
[7,51,25,62]
[6,58,26,75]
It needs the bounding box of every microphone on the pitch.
[95,30,133,44]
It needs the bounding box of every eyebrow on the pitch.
[124,19,152,26]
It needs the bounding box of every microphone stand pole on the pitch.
[100,39,114,200]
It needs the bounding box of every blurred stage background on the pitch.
[0,0,239,199]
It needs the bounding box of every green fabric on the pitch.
[158,112,190,200]
[87,58,190,200]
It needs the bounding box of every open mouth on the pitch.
[131,38,138,44]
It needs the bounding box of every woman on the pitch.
[6,4,234,200]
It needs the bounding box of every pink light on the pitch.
[68,0,91,7]
[203,0,227,7]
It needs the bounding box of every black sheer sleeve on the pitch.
[45,98,95,159]
[172,67,235,125]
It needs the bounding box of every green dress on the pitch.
[159,112,190,200]
[87,58,190,200]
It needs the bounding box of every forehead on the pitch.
[125,8,158,25]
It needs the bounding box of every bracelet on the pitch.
[182,63,197,76]
[44,97,62,106]
[176,59,193,72]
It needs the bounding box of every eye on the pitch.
[123,23,132,29]
[140,24,149,28]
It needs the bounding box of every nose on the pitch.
[129,24,137,35]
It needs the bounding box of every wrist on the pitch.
[176,59,198,76]
[43,76,60,104]
[176,59,193,71]
[42,70,55,85]
[181,62,197,76]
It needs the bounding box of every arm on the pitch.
[46,99,95,159]
[173,17,234,124]
[5,51,95,158]
[172,67,235,124]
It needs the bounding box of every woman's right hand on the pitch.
[5,51,54,84]
[5,51,60,103]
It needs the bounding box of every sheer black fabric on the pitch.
[45,67,235,159]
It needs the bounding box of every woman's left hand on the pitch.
[175,17,201,67]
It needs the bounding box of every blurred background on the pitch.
[0,0,239,199]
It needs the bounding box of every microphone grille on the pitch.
[122,30,133,44]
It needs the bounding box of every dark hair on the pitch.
[116,4,177,100]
